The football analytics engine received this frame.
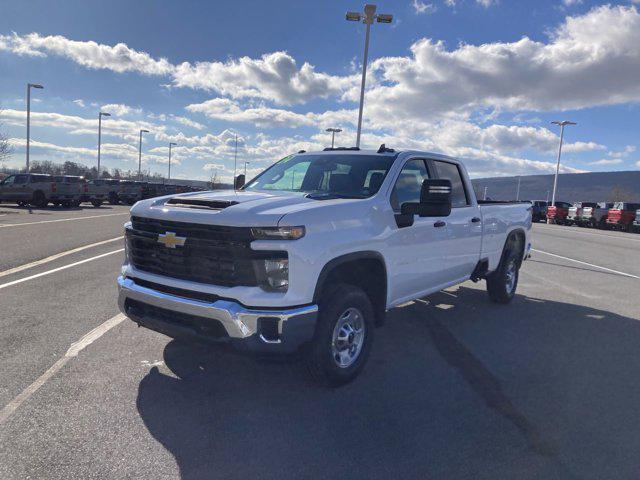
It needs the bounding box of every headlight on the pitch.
[251,226,305,240]
[255,257,289,291]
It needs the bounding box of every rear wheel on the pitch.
[487,241,521,304]
[306,283,374,387]
[31,191,48,208]
[108,193,119,205]
[91,199,103,208]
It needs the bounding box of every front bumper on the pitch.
[118,276,318,354]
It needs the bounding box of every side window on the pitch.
[433,161,469,208]
[2,175,15,185]
[390,159,429,212]
[14,175,28,185]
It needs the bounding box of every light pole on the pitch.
[138,129,149,179]
[516,176,521,201]
[346,4,393,148]
[244,161,250,178]
[168,142,177,181]
[26,83,44,172]
[97,112,111,178]
[483,186,488,201]
[548,120,576,223]
[233,133,238,189]
[326,127,342,148]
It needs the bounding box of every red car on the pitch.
[546,201,572,225]
[606,202,640,231]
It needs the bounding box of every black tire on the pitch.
[108,193,119,205]
[91,199,103,208]
[31,191,48,208]
[306,283,374,387]
[486,242,520,304]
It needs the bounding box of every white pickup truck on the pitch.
[118,147,532,385]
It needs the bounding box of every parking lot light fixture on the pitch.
[548,120,576,223]
[97,112,111,178]
[326,128,342,148]
[138,129,150,179]
[346,4,393,148]
[26,83,44,172]
[168,142,177,180]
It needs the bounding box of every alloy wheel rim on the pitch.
[331,307,365,368]
[505,260,517,294]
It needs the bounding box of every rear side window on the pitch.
[390,159,429,212]
[14,175,28,184]
[31,175,50,183]
[433,161,469,208]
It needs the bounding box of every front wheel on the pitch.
[486,251,520,304]
[306,283,374,387]
[91,199,103,208]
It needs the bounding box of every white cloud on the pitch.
[101,103,142,116]
[476,0,498,7]
[173,52,358,105]
[363,5,640,121]
[0,32,173,75]
[608,145,636,158]
[589,158,623,165]
[412,0,437,15]
[562,0,583,7]
[73,99,85,108]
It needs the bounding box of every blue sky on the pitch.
[1,0,639,181]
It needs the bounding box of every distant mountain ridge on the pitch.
[471,171,640,202]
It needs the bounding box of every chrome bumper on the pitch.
[118,276,318,353]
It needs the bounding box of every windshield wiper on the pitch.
[305,192,367,200]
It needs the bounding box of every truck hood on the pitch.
[129,189,365,227]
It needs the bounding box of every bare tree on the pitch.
[0,107,13,164]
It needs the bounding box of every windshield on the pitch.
[243,153,395,198]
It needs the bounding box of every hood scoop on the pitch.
[165,197,239,210]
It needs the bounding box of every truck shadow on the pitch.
[136,286,640,480]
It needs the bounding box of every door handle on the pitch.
[471,217,481,223]
[434,220,446,228]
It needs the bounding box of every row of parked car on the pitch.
[531,200,640,232]
[0,173,204,208]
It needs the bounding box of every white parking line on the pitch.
[0,249,124,290]
[532,249,639,279]
[0,313,126,425]
[0,212,129,228]
[0,237,122,278]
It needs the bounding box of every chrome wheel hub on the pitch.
[505,260,517,294]
[331,307,365,368]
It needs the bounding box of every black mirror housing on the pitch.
[234,174,246,189]
[401,179,452,217]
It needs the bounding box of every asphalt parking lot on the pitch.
[1,206,639,480]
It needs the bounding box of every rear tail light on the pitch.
[83,184,89,193]
[51,182,57,193]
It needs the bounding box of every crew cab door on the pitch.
[386,158,449,304]
[431,160,482,281]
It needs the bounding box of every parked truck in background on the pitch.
[633,208,640,233]
[567,202,598,226]
[546,201,572,225]
[118,148,532,386]
[606,202,640,232]
[0,173,58,207]
[531,200,547,222]
[580,202,613,228]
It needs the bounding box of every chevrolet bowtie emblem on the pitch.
[157,231,187,249]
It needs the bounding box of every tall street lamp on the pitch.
[168,142,177,180]
[26,83,44,172]
[97,112,111,178]
[326,127,342,148]
[244,161,250,178]
[549,120,576,222]
[138,129,149,179]
[346,4,393,148]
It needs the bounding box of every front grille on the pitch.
[127,216,283,287]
